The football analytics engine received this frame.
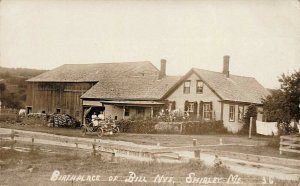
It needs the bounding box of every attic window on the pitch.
[183,80,191,94]
[196,80,203,94]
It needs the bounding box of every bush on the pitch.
[267,136,280,148]
[0,113,17,122]
[116,119,157,134]
[182,120,228,135]
[116,119,227,134]
[155,122,182,134]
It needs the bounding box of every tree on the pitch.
[262,69,300,134]
[2,92,22,109]
[241,104,257,134]
[0,82,6,92]
[0,82,6,101]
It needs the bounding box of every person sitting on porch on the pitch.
[98,112,104,120]
[91,112,99,126]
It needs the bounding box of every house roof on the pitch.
[194,68,270,104]
[80,75,181,100]
[164,68,270,104]
[27,61,158,82]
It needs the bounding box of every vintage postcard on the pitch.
[0,0,299,185]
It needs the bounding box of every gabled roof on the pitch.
[81,75,181,100]
[27,61,158,82]
[164,68,270,104]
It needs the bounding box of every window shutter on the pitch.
[184,100,189,112]
[210,101,213,120]
[171,101,176,110]
[194,101,198,114]
[164,100,169,110]
[199,101,203,119]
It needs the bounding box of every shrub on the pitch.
[0,113,17,122]
[154,122,182,134]
[116,119,157,134]
[117,119,227,134]
[267,136,281,148]
[242,104,257,134]
[182,120,228,135]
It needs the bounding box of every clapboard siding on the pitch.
[26,82,95,121]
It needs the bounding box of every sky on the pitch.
[1,0,300,89]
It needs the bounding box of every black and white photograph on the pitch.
[0,0,300,185]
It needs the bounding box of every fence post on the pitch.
[180,123,183,134]
[249,117,253,139]
[279,137,283,155]
[193,139,197,146]
[192,139,200,158]
[10,129,16,150]
[31,137,35,152]
[92,143,96,156]
[194,150,200,159]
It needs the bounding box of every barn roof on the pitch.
[81,75,181,100]
[27,61,158,82]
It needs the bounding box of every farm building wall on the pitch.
[103,105,152,121]
[26,82,95,121]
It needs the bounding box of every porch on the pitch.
[82,100,164,122]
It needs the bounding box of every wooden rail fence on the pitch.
[1,130,300,167]
[279,135,300,155]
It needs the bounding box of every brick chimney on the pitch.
[158,59,167,79]
[223,55,230,78]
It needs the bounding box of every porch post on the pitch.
[122,106,125,119]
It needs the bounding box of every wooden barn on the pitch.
[26,60,180,122]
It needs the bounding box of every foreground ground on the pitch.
[0,144,298,186]
[1,122,299,160]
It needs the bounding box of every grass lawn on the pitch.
[1,122,299,160]
[0,145,297,186]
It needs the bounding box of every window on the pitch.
[125,107,130,116]
[137,107,145,115]
[26,107,32,115]
[183,80,191,94]
[168,101,176,111]
[56,108,61,114]
[196,80,204,94]
[229,105,235,122]
[203,103,212,119]
[238,106,244,122]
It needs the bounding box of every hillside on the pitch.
[0,67,47,109]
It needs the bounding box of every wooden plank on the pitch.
[279,147,300,154]
[0,134,13,138]
[280,136,300,141]
[280,142,300,148]
[202,149,300,167]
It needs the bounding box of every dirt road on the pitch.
[1,127,299,181]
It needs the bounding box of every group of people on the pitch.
[91,112,105,126]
